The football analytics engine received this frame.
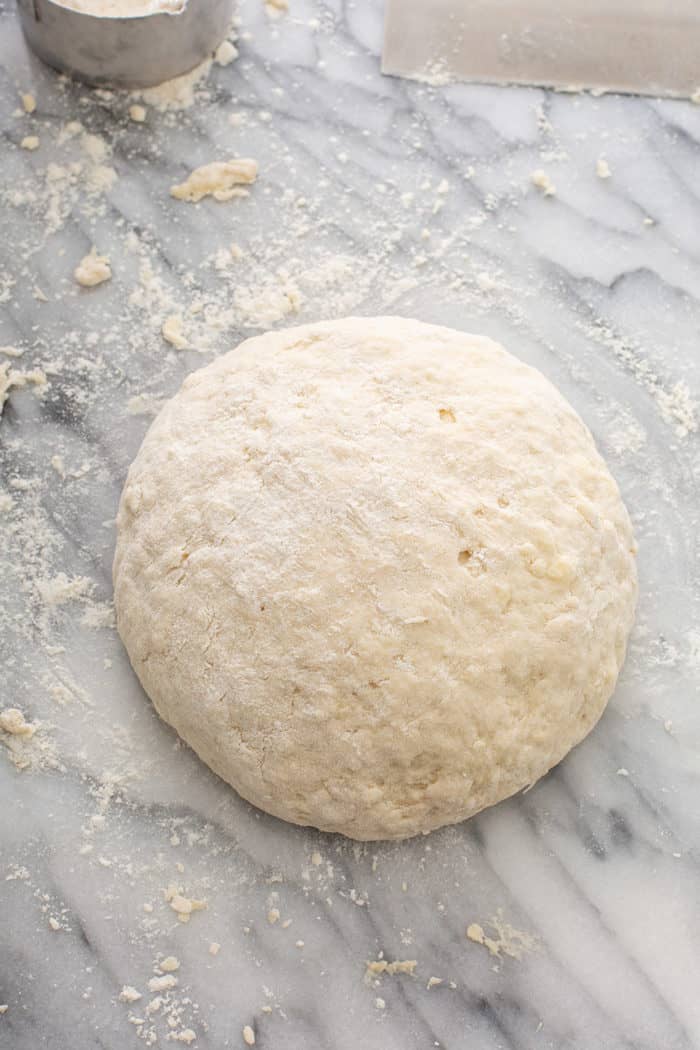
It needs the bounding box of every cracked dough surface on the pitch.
[113,316,637,840]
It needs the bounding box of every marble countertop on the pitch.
[1,2,699,1048]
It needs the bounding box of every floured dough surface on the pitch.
[113,316,637,840]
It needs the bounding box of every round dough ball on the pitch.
[114,317,637,840]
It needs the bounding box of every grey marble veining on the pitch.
[1,2,699,1048]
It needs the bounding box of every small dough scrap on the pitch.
[215,40,238,66]
[166,888,207,922]
[531,169,556,196]
[366,958,417,977]
[129,104,147,123]
[0,708,36,737]
[21,136,39,151]
[170,159,258,202]
[74,250,112,288]
[119,986,142,1003]
[21,92,36,114]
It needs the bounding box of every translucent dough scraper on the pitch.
[382,0,700,99]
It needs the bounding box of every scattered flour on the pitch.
[36,573,93,607]
[233,271,302,327]
[0,363,48,416]
[581,320,698,439]
[133,57,213,112]
[412,60,454,87]
[466,911,539,960]
[607,410,647,457]
[656,381,697,438]
[127,393,166,416]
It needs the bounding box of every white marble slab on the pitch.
[1,2,699,1048]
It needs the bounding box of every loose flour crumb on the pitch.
[215,40,238,66]
[129,104,147,123]
[0,708,37,737]
[159,956,180,972]
[165,886,207,922]
[50,455,66,478]
[162,314,188,349]
[21,135,40,151]
[21,92,37,114]
[120,986,143,1003]
[208,942,221,956]
[366,958,417,979]
[148,975,178,993]
[172,1029,196,1044]
[74,249,112,287]
[596,156,612,179]
[530,169,556,196]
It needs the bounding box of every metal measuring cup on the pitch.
[17,0,233,88]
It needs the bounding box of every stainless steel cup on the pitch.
[17,0,234,88]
